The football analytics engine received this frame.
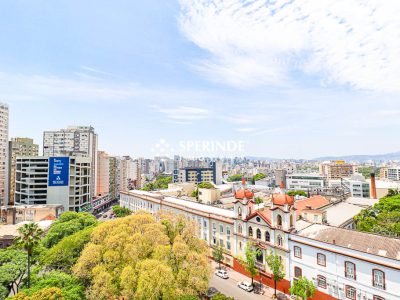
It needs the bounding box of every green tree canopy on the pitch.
[111,205,131,218]
[287,190,307,197]
[73,212,211,300]
[11,271,85,300]
[212,242,224,269]
[0,249,27,298]
[238,242,261,286]
[289,276,316,300]
[252,173,266,184]
[43,226,95,272]
[197,182,214,189]
[354,194,400,237]
[42,212,97,248]
[141,175,172,191]
[266,251,285,297]
[227,174,243,182]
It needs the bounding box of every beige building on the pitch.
[96,151,110,196]
[0,204,63,225]
[319,160,356,179]
[8,138,39,204]
[0,103,9,206]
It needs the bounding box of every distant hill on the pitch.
[314,151,400,162]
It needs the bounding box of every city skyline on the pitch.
[1,0,399,159]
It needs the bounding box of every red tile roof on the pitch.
[272,194,294,206]
[295,195,329,217]
[246,209,272,225]
[235,187,254,200]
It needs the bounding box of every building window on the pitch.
[294,246,302,258]
[345,285,356,300]
[203,220,207,228]
[212,222,216,230]
[317,275,326,289]
[372,269,385,290]
[238,224,242,234]
[219,239,224,247]
[290,215,294,227]
[373,296,385,300]
[238,207,242,217]
[219,225,224,233]
[265,231,270,242]
[345,261,356,280]
[277,235,283,246]
[226,226,231,235]
[227,241,231,250]
[212,237,216,245]
[256,228,261,239]
[277,214,282,226]
[294,267,302,278]
[317,253,326,267]
[248,226,253,237]
[239,241,242,250]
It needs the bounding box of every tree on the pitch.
[239,242,261,286]
[43,226,95,272]
[0,249,27,297]
[212,242,224,269]
[197,182,214,189]
[289,276,316,300]
[387,189,399,197]
[252,173,266,184]
[12,271,85,300]
[287,190,307,197]
[254,197,263,204]
[12,287,64,300]
[73,212,211,299]
[141,175,172,191]
[14,223,43,288]
[227,174,243,182]
[266,251,285,298]
[42,212,97,248]
[111,205,131,218]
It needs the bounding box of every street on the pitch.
[210,274,268,300]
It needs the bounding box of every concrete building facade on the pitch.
[43,126,98,197]
[14,156,91,212]
[0,103,9,206]
[8,138,39,204]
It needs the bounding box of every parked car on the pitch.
[215,269,229,279]
[237,281,253,292]
[205,287,219,298]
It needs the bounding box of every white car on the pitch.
[215,269,229,279]
[237,281,253,292]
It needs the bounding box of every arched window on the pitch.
[256,228,261,239]
[238,224,242,234]
[317,275,327,289]
[248,226,253,237]
[277,235,283,246]
[238,207,242,217]
[290,214,294,227]
[372,269,385,290]
[265,231,270,242]
[277,214,282,226]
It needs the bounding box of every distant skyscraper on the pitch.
[0,103,9,206]
[8,138,39,204]
[43,126,98,198]
[96,151,110,197]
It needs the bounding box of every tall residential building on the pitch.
[319,160,355,179]
[8,138,39,204]
[109,156,121,199]
[173,161,222,185]
[15,156,91,212]
[0,103,9,206]
[96,151,110,197]
[43,126,98,198]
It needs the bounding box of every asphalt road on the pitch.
[210,274,268,300]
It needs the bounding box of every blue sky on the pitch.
[1,0,399,159]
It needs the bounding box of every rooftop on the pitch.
[295,195,330,217]
[297,224,400,261]
[325,202,364,226]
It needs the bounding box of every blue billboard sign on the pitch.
[48,157,69,186]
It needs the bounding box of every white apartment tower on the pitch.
[43,126,98,198]
[0,103,9,206]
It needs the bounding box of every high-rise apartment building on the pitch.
[15,156,91,212]
[96,151,110,197]
[43,126,97,198]
[319,160,355,179]
[8,138,39,204]
[0,103,9,206]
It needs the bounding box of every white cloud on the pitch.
[179,0,400,92]
[153,105,210,121]
[235,127,258,133]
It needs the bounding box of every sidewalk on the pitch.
[210,260,292,299]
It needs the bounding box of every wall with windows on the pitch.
[289,237,400,300]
